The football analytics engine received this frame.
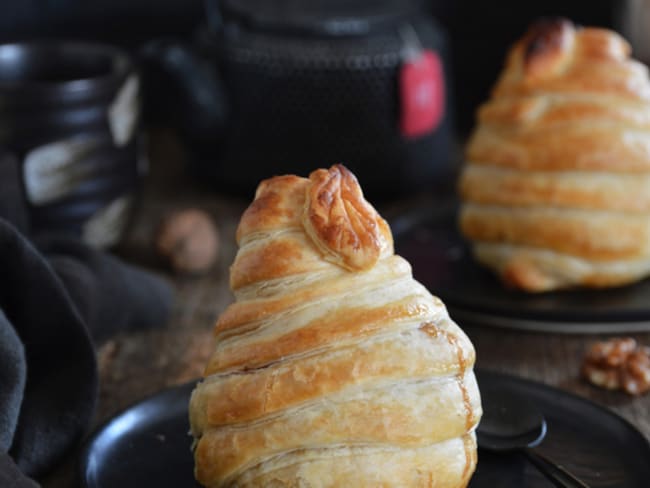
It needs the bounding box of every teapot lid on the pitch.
[215,0,424,37]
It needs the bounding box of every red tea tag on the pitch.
[399,49,445,139]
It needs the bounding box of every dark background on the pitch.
[0,0,627,135]
[430,0,626,133]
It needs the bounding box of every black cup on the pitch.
[0,42,142,247]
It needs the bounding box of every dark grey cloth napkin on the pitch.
[0,154,174,486]
[0,219,98,485]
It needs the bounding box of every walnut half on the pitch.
[582,338,650,396]
[156,209,220,275]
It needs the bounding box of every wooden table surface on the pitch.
[45,129,650,486]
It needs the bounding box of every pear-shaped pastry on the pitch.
[460,18,650,292]
[190,165,481,487]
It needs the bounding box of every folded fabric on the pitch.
[40,236,174,345]
[0,217,174,486]
[0,453,39,488]
[0,219,97,482]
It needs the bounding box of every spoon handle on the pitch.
[523,448,590,488]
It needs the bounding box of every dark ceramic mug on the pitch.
[0,42,142,247]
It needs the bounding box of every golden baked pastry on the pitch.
[459,18,650,292]
[190,164,481,487]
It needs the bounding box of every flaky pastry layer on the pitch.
[191,165,480,486]
[460,18,650,291]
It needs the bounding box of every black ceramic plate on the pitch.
[472,370,650,487]
[394,211,650,333]
[80,371,650,487]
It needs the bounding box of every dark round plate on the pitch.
[472,370,650,487]
[79,371,650,487]
[394,211,650,333]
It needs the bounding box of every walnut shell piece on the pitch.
[581,338,650,395]
[621,347,650,395]
[156,209,219,274]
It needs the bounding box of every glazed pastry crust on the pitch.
[233,435,477,488]
[471,243,650,291]
[460,18,650,291]
[190,165,480,487]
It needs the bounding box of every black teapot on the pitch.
[144,0,454,200]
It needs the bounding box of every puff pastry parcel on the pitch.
[190,165,481,487]
[460,18,650,292]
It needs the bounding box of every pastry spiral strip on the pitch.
[190,165,481,487]
[460,18,650,291]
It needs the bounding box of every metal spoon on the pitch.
[477,382,590,487]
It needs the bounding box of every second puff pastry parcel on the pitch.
[460,18,650,292]
[190,165,481,487]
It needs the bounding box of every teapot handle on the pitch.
[139,39,228,143]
